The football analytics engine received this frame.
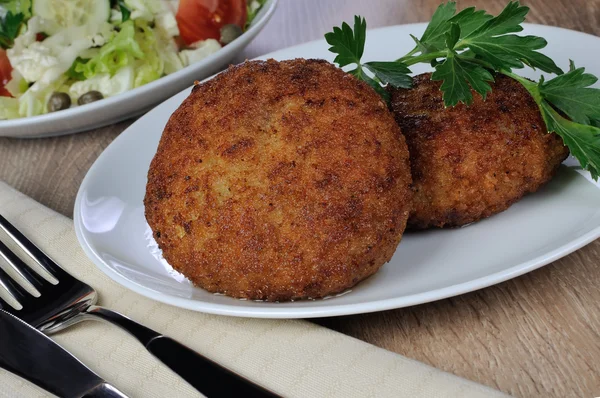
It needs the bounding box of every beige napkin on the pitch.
[0,181,508,398]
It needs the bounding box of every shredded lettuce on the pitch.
[73,20,143,79]
[123,0,162,21]
[0,96,19,119]
[9,17,110,90]
[133,20,162,87]
[246,0,267,29]
[69,65,133,98]
[16,74,69,117]
[69,18,179,90]
[178,39,220,67]
[17,76,27,92]
[4,68,26,95]
[151,11,182,74]
[0,0,31,18]
[159,36,183,74]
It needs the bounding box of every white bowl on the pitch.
[0,0,278,138]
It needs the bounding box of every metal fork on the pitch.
[0,214,278,398]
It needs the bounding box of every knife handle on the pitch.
[146,336,280,397]
[84,306,279,398]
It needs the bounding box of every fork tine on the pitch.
[0,215,71,282]
[0,263,30,302]
[0,239,48,291]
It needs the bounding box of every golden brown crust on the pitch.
[145,59,412,301]
[389,73,569,229]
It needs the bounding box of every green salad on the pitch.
[0,0,266,119]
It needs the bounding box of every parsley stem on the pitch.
[396,47,419,63]
[401,51,448,66]
[499,70,531,86]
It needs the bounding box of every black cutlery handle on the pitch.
[146,336,280,398]
[86,306,279,397]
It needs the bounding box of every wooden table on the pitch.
[2,1,599,396]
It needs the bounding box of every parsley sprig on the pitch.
[0,11,24,49]
[506,66,600,180]
[325,16,411,100]
[325,1,600,180]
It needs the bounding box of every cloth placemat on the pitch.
[0,181,509,398]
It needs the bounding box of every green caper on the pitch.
[47,92,71,112]
[220,24,243,45]
[77,90,104,106]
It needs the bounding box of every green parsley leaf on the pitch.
[464,34,561,74]
[431,52,494,106]
[326,16,411,98]
[448,7,493,39]
[459,2,562,74]
[354,68,390,101]
[119,1,131,22]
[363,61,412,88]
[110,0,131,22]
[538,63,600,125]
[445,22,460,50]
[465,1,527,37]
[325,15,366,68]
[418,2,457,52]
[430,23,494,106]
[409,34,434,55]
[407,2,562,106]
[416,2,492,53]
[0,11,24,49]
[540,102,600,180]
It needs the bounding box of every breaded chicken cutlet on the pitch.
[145,59,413,301]
[389,73,569,229]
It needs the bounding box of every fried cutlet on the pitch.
[389,73,569,229]
[145,59,413,301]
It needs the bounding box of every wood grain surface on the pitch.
[1,1,600,397]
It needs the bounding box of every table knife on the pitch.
[0,309,127,398]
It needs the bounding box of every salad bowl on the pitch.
[0,0,278,138]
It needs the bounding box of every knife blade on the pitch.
[0,310,128,398]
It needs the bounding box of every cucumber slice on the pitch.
[32,0,110,35]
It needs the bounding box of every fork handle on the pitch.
[85,306,279,398]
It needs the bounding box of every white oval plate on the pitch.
[74,23,600,318]
[0,0,278,138]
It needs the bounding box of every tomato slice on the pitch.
[176,0,247,46]
[0,49,13,97]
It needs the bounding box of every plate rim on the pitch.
[74,216,600,318]
[0,0,279,137]
[74,22,600,318]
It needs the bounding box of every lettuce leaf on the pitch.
[73,20,143,79]
[70,18,178,88]
[16,75,69,117]
[0,96,19,119]
[246,0,266,29]
[132,19,162,87]
[0,0,31,18]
